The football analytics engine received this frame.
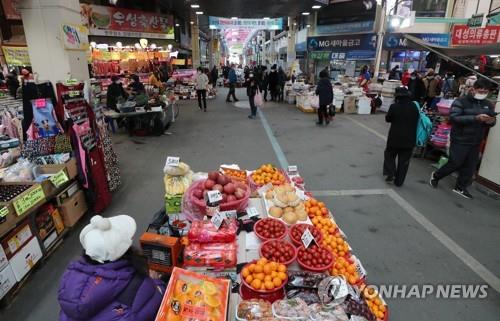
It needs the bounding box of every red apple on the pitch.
[224,183,236,195]
[212,184,224,192]
[227,195,237,202]
[204,179,215,190]
[208,171,219,181]
[193,189,203,199]
[217,175,230,186]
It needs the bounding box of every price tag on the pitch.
[0,207,8,218]
[288,165,298,173]
[165,156,180,167]
[211,211,225,230]
[13,185,45,216]
[49,170,69,188]
[257,183,273,197]
[354,257,367,279]
[207,190,223,204]
[301,228,315,248]
[220,210,237,220]
[35,98,46,108]
[68,90,80,97]
[246,207,259,218]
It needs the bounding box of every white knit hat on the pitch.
[79,215,137,263]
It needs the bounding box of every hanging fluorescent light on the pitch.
[195,11,203,15]
[90,41,97,48]
[167,44,173,51]
[134,43,141,49]
[302,12,310,15]
[306,24,311,28]
[231,17,238,20]
[190,4,200,8]
[190,21,194,24]
[175,23,180,27]
[312,5,321,9]
[263,17,270,20]
[116,41,122,48]
[150,43,157,49]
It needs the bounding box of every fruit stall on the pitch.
[148,159,389,321]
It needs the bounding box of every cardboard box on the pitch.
[35,158,78,197]
[0,263,17,300]
[58,190,87,227]
[1,222,33,259]
[9,237,43,281]
[55,182,80,207]
[344,96,357,114]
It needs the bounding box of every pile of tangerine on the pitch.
[330,256,361,285]
[251,164,286,186]
[241,258,288,292]
[305,198,329,218]
[223,168,247,180]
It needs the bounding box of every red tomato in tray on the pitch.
[259,239,297,265]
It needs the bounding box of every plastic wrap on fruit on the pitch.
[272,298,310,320]
[163,161,190,176]
[187,220,238,243]
[287,271,329,289]
[183,241,237,268]
[342,295,376,321]
[309,303,349,321]
[236,299,273,320]
[286,288,321,305]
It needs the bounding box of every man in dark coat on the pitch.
[315,70,333,126]
[383,87,420,187]
[430,78,496,199]
[407,71,426,104]
[268,65,279,101]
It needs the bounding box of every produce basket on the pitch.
[240,261,288,294]
[221,166,248,183]
[248,168,290,193]
[259,239,297,266]
[184,179,251,218]
[253,218,287,241]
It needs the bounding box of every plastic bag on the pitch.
[236,299,273,321]
[183,241,237,268]
[309,304,349,321]
[187,219,238,243]
[255,89,264,107]
[272,298,310,320]
[163,162,191,176]
[310,95,319,109]
[3,159,34,182]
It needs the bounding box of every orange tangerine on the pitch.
[254,273,265,281]
[241,268,250,278]
[264,281,275,290]
[278,272,287,281]
[277,264,286,273]
[273,277,282,287]
[251,279,262,289]
[245,275,253,284]
[253,265,263,273]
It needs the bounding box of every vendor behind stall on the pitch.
[106,76,128,112]
[149,70,163,89]
[127,74,146,96]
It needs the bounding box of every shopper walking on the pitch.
[315,70,333,126]
[430,78,496,199]
[268,65,279,101]
[423,69,440,110]
[383,87,420,187]
[6,72,19,99]
[407,71,426,104]
[58,215,164,321]
[211,66,218,86]
[247,73,259,119]
[195,67,209,111]
[358,65,371,92]
[261,66,269,101]
[148,70,163,89]
[278,66,287,102]
[226,64,239,102]
[441,72,458,98]
[388,65,402,80]
[401,68,411,86]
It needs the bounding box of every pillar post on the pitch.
[191,16,201,68]
[286,17,296,68]
[19,0,89,85]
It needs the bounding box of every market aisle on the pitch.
[1,89,499,321]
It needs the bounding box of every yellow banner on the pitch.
[2,46,31,66]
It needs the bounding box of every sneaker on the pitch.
[234,99,239,102]
[453,187,473,200]
[429,172,439,188]
[385,176,394,183]
[316,121,323,126]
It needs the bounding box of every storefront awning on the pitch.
[403,34,500,85]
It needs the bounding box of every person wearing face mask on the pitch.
[423,69,440,110]
[407,71,426,104]
[195,67,209,111]
[430,78,496,199]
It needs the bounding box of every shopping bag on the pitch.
[310,95,320,109]
[255,89,264,107]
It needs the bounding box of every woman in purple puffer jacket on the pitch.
[58,215,164,321]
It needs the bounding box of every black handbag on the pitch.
[328,104,336,117]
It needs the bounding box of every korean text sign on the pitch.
[307,34,377,52]
[451,25,500,46]
[80,4,174,39]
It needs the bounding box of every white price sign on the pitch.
[246,207,259,218]
[220,210,237,220]
[288,165,298,173]
[165,156,180,167]
[211,211,225,230]
[207,190,223,203]
[301,228,315,248]
[354,257,367,279]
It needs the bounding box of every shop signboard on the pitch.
[307,34,377,52]
[61,24,89,51]
[451,25,500,46]
[317,21,374,35]
[309,51,331,60]
[80,4,174,39]
[208,16,283,30]
[1,0,21,20]
[383,33,449,49]
[2,46,30,66]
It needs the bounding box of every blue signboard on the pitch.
[317,21,374,35]
[296,42,307,52]
[308,34,377,52]
[208,16,283,30]
[383,33,449,49]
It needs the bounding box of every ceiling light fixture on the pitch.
[195,11,203,15]
[190,21,194,24]
[231,17,238,20]
[312,5,321,9]
[175,23,180,27]
[263,17,270,20]
[302,12,310,16]
[190,4,200,8]
[306,24,311,28]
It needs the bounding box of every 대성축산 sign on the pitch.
[13,185,45,216]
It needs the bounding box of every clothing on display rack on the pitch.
[22,81,57,140]
[97,119,121,192]
[28,98,64,139]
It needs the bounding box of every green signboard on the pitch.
[309,51,331,60]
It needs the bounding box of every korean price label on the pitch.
[165,156,180,167]
[220,210,237,220]
[13,185,45,216]
[354,256,367,279]
[301,228,316,248]
[288,165,298,173]
[49,170,69,188]
[246,207,259,218]
[206,190,223,204]
[0,207,8,218]
[211,211,225,230]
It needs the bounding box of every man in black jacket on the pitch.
[315,70,333,126]
[383,87,420,186]
[430,78,497,199]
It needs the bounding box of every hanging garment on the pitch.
[30,98,64,138]
[72,121,92,188]
[97,121,121,192]
[88,147,112,213]
[22,81,57,140]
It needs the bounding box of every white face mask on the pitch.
[474,93,488,100]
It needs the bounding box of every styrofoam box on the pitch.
[0,263,16,300]
[9,237,43,282]
[0,246,7,270]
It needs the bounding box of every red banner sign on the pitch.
[451,25,500,46]
[80,4,174,39]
